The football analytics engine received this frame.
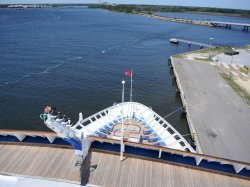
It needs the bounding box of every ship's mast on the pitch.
[130,70,133,102]
[120,80,125,161]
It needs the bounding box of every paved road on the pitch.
[173,57,250,163]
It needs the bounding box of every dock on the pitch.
[0,142,249,186]
[170,57,250,163]
[170,38,213,48]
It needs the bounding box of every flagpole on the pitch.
[120,80,125,162]
[122,80,125,103]
[130,70,133,102]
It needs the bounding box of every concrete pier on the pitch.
[170,57,250,163]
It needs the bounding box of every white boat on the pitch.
[42,101,196,160]
[169,38,179,44]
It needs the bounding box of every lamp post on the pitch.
[120,80,125,161]
[209,37,214,59]
[122,80,125,103]
[224,47,239,79]
[231,48,235,66]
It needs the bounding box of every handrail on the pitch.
[88,136,250,177]
[0,130,69,146]
[1,130,249,166]
[0,129,56,135]
[88,136,250,167]
[1,130,248,176]
[72,102,195,152]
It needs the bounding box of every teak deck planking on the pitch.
[0,143,249,187]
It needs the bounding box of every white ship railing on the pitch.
[88,136,250,175]
[0,130,249,175]
[72,102,195,153]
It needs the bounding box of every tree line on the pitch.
[89,4,250,17]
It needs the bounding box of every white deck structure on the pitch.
[43,102,195,160]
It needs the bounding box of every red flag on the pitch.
[125,70,133,78]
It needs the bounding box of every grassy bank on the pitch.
[173,46,227,61]
[220,73,250,105]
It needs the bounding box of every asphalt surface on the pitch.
[173,57,250,163]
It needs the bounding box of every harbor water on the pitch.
[0,7,249,142]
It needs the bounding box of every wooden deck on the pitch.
[0,144,81,183]
[0,143,249,186]
[87,150,250,187]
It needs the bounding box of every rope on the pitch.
[163,106,184,119]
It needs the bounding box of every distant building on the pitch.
[7,4,52,8]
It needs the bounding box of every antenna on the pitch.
[120,80,125,161]
[130,70,133,102]
[122,80,125,103]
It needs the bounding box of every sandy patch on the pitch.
[184,53,209,61]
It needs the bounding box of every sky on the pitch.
[1,0,250,10]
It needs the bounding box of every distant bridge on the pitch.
[204,21,250,31]
[148,14,250,32]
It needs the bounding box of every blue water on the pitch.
[0,8,250,140]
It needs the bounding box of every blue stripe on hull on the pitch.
[0,135,71,146]
[64,138,82,151]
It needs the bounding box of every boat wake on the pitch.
[0,56,82,88]
[101,39,140,54]
[46,12,62,20]
[0,13,61,29]
[0,21,41,28]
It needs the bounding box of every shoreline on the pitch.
[88,4,250,18]
[139,13,212,27]
[1,4,249,18]
[98,8,249,19]
[88,8,250,30]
